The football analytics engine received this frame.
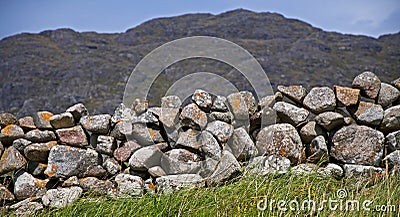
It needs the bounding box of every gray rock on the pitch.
[161,95,182,108]
[148,166,166,178]
[161,149,202,175]
[11,198,44,216]
[192,89,213,109]
[211,95,229,111]
[110,121,132,140]
[0,124,24,145]
[0,113,16,127]
[80,114,111,134]
[17,116,37,131]
[24,141,57,162]
[42,186,83,208]
[250,106,277,127]
[380,105,400,132]
[27,161,47,176]
[45,145,100,178]
[392,77,400,90]
[180,103,207,130]
[277,85,307,104]
[49,112,75,129]
[333,85,360,107]
[113,140,141,162]
[315,112,344,131]
[133,110,159,124]
[66,103,89,121]
[156,174,205,193]
[291,163,317,175]
[209,111,234,124]
[33,111,54,129]
[352,71,381,99]
[103,158,121,175]
[258,92,283,108]
[343,164,383,179]
[95,135,116,156]
[199,131,222,160]
[227,92,248,120]
[12,138,32,153]
[383,150,400,169]
[14,171,48,200]
[130,123,154,146]
[352,101,383,126]
[79,177,113,195]
[245,155,291,176]
[386,130,400,152]
[111,103,135,125]
[132,98,149,115]
[0,146,27,175]
[25,130,56,143]
[377,83,400,107]
[273,101,309,126]
[128,143,168,171]
[62,176,79,187]
[303,87,336,113]
[256,123,303,164]
[206,151,241,186]
[240,91,258,116]
[175,129,200,150]
[56,126,88,147]
[205,121,234,144]
[158,108,180,128]
[84,165,107,178]
[317,163,343,179]
[0,183,15,201]
[227,127,258,161]
[306,136,328,163]
[115,174,144,196]
[331,125,384,166]
[299,121,326,144]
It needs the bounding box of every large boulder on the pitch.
[45,145,100,178]
[331,125,384,166]
[352,71,381,99]
[256,123,303,164]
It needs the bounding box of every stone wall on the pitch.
[0,71,400,214]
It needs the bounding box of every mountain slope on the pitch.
[0,9,399,116]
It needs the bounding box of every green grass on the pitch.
[8,171,397,217]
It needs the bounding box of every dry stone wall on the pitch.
[1,71,400,214]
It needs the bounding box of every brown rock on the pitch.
[333,85,360,107]
[0,124,24,145]
[17,116,36,131]
[0,113,17,127]
[56,126,88,147]
[113,140,141,162]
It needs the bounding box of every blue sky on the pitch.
[1,0,399,39]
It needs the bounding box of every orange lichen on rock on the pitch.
[34,179,47,188]
[149,128,155,140]
[40,112,54,121]
[231,97,241,112]
[2,124,15,135]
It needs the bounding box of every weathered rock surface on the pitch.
[24,141,56,162]
[128,143,167,171]
[180,103,207,130]
[17,116,36,131]
[161,95,182,108]
[10,198,44,216]
[95,135,116,155]
[209,111,234,124]
[25,130,56,143]
[33,111,54,129]
[343,164,383,179]
[380,105,400,132]
[299,121,326,143]
[315,112,344,131]
[80,114,111,134]
[227,127,258,161]
[273,101,309,126]
[66,103,89,121]
[113,140,141,162]
[305,136,328,163]
[56,126,88,147]
[227,92,249,120]
[192,89,212,109]
[240,91,258,115]
[377,83,400,107]
[386,130,400,152]
[79,177,113,195]
[156,174,205,193]
[115,174,144,196]
[49,112,75,129]
[161,149,201,175]
[0,183,15,201]
[383,150,400,169]
[245,155,291,175]
[0,146,27,175]
[277,85,307,104]
[258,92,283,108]
[303,87,336,113]
[331,125,384,166]
[111,103,135,124]
[333,85,360,107]
[42,186,83,208]
[352,71,381,99]
[199,131,221,160]
[175,129,200,150]
[45,145,100,178]
[0,124,24,145]
[205,121,234,144]
[14,171,48,200]
[0,113,17,127]
[206,151,241,186]
[352,101,383,126]
[256,123,303,164]
[130,123,154,146]
[132,98,149,115]
[212,95,229,111]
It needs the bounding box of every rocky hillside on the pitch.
[0,9,399,117]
